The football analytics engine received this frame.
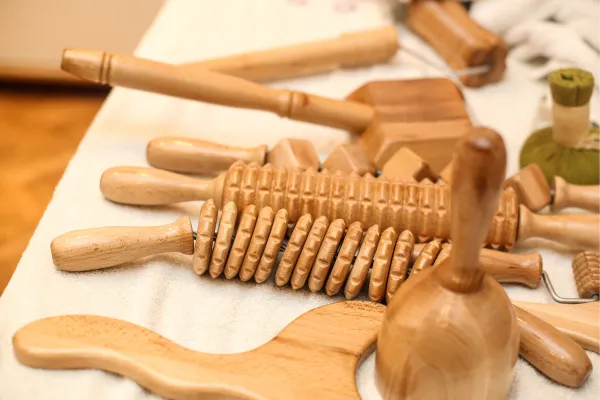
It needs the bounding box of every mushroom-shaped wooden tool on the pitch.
[375,127,520,399]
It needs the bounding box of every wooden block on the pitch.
[406,0,509,87]
[350,78,472,172]
[267,138,320,170]
[380,146,436,182]
[504,164,551,212]
[438,160,454,184]
[322,143,376,175]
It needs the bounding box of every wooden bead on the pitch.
[208,202,238,278]
[291,216,329,290]
[276,214,313,286]
[322,144,376,175]
[192,200,218,275]
[368,227,398,303]
[224,205,258,279]
[239,207,275,281]
[308,219,345,293]
[385,230,415,303]
[344,224,380,299]
[325,221,363,296]
[410,240,442,277]
[254,209,289,283]
[572,251,600,298]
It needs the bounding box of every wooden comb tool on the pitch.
[505,163,600,213]
[100,162,600,251]
[61,50,472,172]
[375,127,519,399]
[50,202,537,295]
[147,137,319,175]
[181,26,399,82]
[12,301,384,400]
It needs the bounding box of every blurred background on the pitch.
[0,0,164,294]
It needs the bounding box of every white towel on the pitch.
[0,0,598,399]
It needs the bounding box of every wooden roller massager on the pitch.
[11,300,592,400]
[61,48,472,172]
[50,199,544,301]
[99,160,600,251]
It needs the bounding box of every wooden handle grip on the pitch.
[433,245,542,288]
[61,49,373,133]
[183,26,399,82]
[552,176,600,213]
[99,166,225,206]
[146,137,267,175]
[515,306,592,388]
[50,217,195,271]
[438,127,507,291]
[517,205,600,251]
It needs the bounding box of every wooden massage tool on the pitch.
[39,128,592,393]
[11,298,593,400]
[505,163,600,213]
[147,136,376,176]
[404,0,509,87]
[179,26,400,83]
[99,160,600,251]
[61,49,473,172]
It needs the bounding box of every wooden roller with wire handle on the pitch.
[60,48,474,172]
[49,203,592,388]
[99,159,600,251]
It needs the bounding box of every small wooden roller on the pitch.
[51,200,543,302]
[100,161,600,251]
[572,251,600,299]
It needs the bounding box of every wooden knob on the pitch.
[517,204,600,251]
[100,166,225,207]
[515,305,592,388]
[552,176,600,213]
[50,217,195,271]
[146,137,267,175]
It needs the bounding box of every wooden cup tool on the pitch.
[146,137,320,175]
[11,300,592,400]
[99,159,600,251]
[180,26,399,83]
[505,163,600,213]
[50,200,544,301]
[405,0,508,87]
[61,49,473,172]
[375,127,520,399]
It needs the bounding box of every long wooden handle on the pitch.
[183,26,399,82]
[437,127,507,292]
[50,217,195,271]
[146,137,267,175]
[517,205,600,251]
[515,306,592,388]
[552,176,600,213]
[99,166,225,207]
[432,245,542,288]
[61,49,374,132]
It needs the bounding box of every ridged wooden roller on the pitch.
[101,160,600,251]
[572,251,600,299]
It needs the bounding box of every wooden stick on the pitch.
[61,49,374,132]
[182,26,399,82]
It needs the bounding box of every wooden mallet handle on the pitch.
[61,49,374,132]
[146,137,267,175]
[552,176,600,213]
[515,305,592,388]
[100,166,226,207]
[517,205,600,251]
[183,26,399,82]
[50,217,195,271]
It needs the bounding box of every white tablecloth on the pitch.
[0,0,598,398]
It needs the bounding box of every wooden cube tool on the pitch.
[61,50,473,174]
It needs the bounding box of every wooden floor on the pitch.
[0,83,108,294]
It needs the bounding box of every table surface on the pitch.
[1,0,598,399]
